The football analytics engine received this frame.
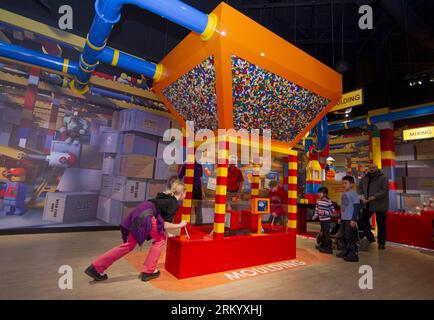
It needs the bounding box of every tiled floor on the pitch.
[0,230,433,299]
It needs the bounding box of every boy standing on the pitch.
[337,176,361,262]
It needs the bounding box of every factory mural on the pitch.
[0,60,176,230]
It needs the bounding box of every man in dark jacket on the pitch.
[357,163,389,249]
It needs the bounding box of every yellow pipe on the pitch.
[62,59,69,73]
[111,49,120,66]
[200,13,218,41]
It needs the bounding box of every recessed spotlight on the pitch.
[260,52,265,57]
[220,31,227,36]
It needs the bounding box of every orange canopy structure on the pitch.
[153,2,342,150]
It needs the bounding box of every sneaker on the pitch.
[336,250,348,258]
[367,237,376,243]
[85,265,108,281]
[319,247,333,254]
[344,255,359,262]
[378,244,386,250]
[140,270,161,282]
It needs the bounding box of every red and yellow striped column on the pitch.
[251,169,261,233]
[286,150,298,232]
[380,126,398,211]
[179,126,195,227]
[251,170,260,200]
[213,134,229,238]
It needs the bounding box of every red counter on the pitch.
[386,211,434,249]
[165,230,296,279]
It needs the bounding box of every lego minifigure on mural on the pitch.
[58,108,89,145]
[1,168,27,216]
[325,157,337,181]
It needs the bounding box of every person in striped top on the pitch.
[313,187,335,254]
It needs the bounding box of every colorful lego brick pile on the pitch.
[162,56,218,131]
[231,55,330,142]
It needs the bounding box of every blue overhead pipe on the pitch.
[97,47,157,79]
[328,104,434,131]
[0,41,147,104]
[0,40,159,87]
[90,86,135,102]
[0,41,78,76]
[72,0,217,93]
[98,0,210,35]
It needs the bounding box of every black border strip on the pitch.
[0,225,119,236]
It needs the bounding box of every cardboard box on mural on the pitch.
[43,192,98,223]
[119,109,171,137]
[146,181,167,199]
[121,132,157,156]
[51,140,81,159]
[97,196,141,225]
[111,176,146,202]
[99,128,120,153]
[57,168,102,192]
[80,144,103,169]
[102,155,116,175]
[157,139,170,158]
[100,175,114,198]
[154,158,179,180]
[97,196,123,225]
[119,154,155,179]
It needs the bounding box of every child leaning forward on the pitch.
[85,180,187,282]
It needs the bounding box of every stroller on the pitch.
[316,207,371,252]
